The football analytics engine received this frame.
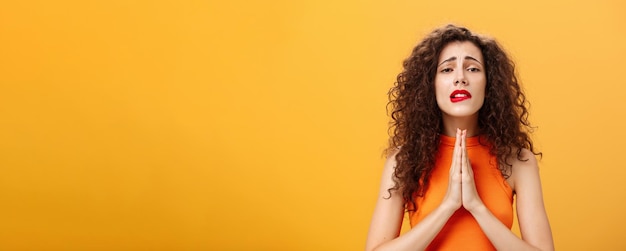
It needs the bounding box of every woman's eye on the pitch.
[441,68,452,73]
[468,67,480,72]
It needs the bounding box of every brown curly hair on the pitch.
[385,24,541,212]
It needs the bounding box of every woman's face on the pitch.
[434,41,486,119]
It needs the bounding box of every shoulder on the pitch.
[385,147,401,165]
[512,148,538,168]
[381,148,401,186]
[509,148,540,192]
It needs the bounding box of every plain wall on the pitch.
[1,0,625,250]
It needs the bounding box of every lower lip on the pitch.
[450,97,470,103]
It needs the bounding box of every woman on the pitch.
[365,25,554,251]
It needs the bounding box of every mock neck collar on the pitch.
[440,134,486,147]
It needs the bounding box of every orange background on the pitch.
[1,0,625,250]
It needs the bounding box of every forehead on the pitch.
[438,41,483,63]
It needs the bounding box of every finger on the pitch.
[466,154,474,176]
[453,128,462,173]
[450,134,457,175]
[460,130,467,173]
[462,130,474,177]
[461,130,467,159]
[454,128,461,151]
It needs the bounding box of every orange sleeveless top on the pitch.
[408,135,514,251]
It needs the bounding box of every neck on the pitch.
[441,114,479,137]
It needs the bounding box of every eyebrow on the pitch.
[438,56,483,66]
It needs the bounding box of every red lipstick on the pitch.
[450,90,472,103]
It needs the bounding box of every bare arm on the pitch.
[466,149,554,251]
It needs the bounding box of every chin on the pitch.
[443,109,480,118]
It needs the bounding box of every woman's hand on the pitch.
[459,129,485,212]
[441,129,464,212]
[441,129,486,213]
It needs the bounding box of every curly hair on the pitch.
[385,24,541,212]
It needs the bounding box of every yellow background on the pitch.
[1,0,625,250]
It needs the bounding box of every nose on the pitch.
[454,72,468,86]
